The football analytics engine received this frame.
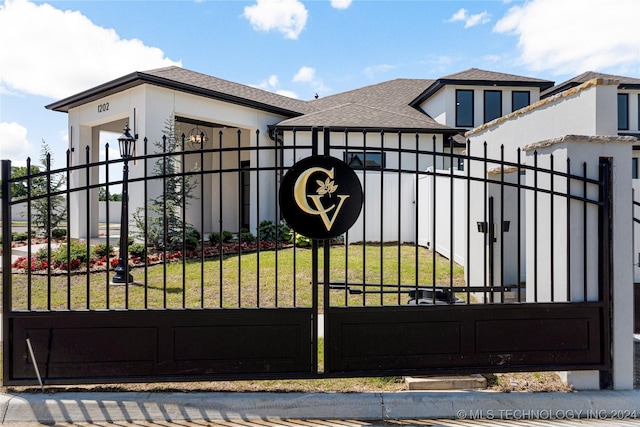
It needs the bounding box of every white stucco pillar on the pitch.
[523,134,636,390]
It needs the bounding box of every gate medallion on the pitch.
[279,155,363,239]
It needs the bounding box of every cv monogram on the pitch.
[293,166,350,231]
[279,155,363,240]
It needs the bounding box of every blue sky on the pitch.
[1,0,639,166]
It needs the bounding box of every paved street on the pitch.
[21,419,640,426]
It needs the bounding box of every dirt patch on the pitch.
[484,372,573,392]
[4,372,573,394]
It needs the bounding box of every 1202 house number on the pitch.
[98,103,109,113]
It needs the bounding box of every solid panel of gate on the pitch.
[314,129,610,377]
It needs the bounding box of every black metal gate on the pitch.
[1,126,611,386]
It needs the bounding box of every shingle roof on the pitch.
[143,67,313,114]
[47,66,313,116]
[541,71,640,98]
[276,102,451,130]
[439,68,554,85]
[277,78,453,130]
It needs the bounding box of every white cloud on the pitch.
[330,0,352,10]
[0,122,33,164]
[446,8,491,28]
[291,66,328,96]
[251,74,298,98]
[0,0,181,100]
[494,0,640,75]
[293,66,316,83]
[255,74,280,90]
[448,8,467,22]
[268,75,280,87]
[243,0,308,40]
[276,89,299,99]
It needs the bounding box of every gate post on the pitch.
[523,135,636,390]
[2,160,12,384]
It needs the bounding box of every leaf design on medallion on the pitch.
[316,177,338,195]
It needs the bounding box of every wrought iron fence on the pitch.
[1,127,608,313]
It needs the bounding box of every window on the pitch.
[618,93,629,130]
[633,157,638,179]
[456,89,474,127]
[512,91,530,112]
[484,90,502,123]
[344,151,384,170]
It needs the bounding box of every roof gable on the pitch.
[46,66,313,116]
[411,68,555,106]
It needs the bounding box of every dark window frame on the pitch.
[618,93,629,130]
[633,157,639,179]
[512,90,530,112]
[344,151,385,170]
[456,89,474,128]
[484,90,502,123]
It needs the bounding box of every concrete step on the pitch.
[404,374,487,390]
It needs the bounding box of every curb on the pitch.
[1,390,639,424]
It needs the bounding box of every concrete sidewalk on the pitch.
[1,390,639,424]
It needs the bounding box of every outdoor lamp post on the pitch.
[112,124,136,284]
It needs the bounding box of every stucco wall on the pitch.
[466,79,620,161]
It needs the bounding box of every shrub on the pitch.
[51,228,67,240]
[129,243,146,258]
[94,243,114,258]
[185,236,199,251]
[289,230,311,248]
[12,231,31,241]
[187,228,201,242]
[258,220,291,242]
[209,230,234,246]
[240,229,255,244]
[52,241,91,265]
[208,232,221,245]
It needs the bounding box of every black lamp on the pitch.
[112,124,136,284]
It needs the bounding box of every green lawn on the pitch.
[10,244,464,311]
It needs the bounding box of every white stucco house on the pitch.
[45,67,556,239]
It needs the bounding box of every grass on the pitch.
[10,244,464,311]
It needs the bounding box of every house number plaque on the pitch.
[279,155,363,240]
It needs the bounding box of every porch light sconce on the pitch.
[117,124,136,158]
[187,126,208,150]
[112,124,136,284]
[477,222,487,233]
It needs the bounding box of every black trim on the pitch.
[618,93,629,131]
[483,90,502,124]
[269,124,462,136]
[512,90,531,112]
[411,78,553,107]
[456,89,474,128]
